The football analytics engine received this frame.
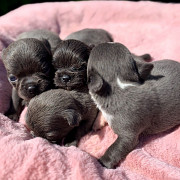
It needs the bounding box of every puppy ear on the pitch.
[88,71,104,94]
[135,61,154,80]
[41,38,51,54]
[139,53,152,62]
[64,109,82,127]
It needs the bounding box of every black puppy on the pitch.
[2,38,54,121]
[26,89,98,146]
[52,39,92,91]
[65,28,113,46]
[17,29,62,53]
[87,42,180,169]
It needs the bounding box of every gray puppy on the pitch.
[87,42,180,168]
[17,29,62,53]
[65,28,113,46]
[2,38,54,121]
[26,89,98,146]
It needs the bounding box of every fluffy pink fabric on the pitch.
[0,1,180,179]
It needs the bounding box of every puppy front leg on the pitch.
[5,88,24,121]
[75,118,95,141]
[64,119,95,147]
[99,131,139,169]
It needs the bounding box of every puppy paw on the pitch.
[98,156,116,169]
[30,131,36,138]
[64,140,78,147]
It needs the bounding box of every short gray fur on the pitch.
[87,42,180,168]
[65,28,113,46]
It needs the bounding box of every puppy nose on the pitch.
[28,85,37,94]
[62,75,71,82]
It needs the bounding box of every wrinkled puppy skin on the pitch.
[17,29,62,53]
[52,39,92,92]
[26,89,98,146]
[2,38,54,121]
[87,42,180,169]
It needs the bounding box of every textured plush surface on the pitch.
[0,1,180,179]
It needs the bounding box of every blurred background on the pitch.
[0,0,67,16]
[0,0,179,16]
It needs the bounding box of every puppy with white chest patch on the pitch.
[26,89,98,146]
[87,42,180,169]
[2,38,54,121]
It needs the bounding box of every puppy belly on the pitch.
[101,110,113,127]
[93,111,108,131]
[90,93,113,127]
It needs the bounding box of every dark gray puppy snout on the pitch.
[27,84,38,94]
[61,74,71,82]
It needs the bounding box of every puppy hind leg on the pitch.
[99,132,139,169]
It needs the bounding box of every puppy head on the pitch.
[26,89,83,143]
[17,29,62,53]
[2,38,54,101]
[52,39,91,90]
[87,42,153,95]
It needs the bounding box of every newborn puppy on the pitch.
[2,38,54,121]
[65,28,113,46]
[17,29,62,53]
[52,39,92,91]
[26,89,98,146]
[87,42,180,168]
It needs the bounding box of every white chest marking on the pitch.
[117,78,135,89]
[107,42,116,44]
[90,92,114,126]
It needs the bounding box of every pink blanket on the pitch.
[0,1,180,179]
